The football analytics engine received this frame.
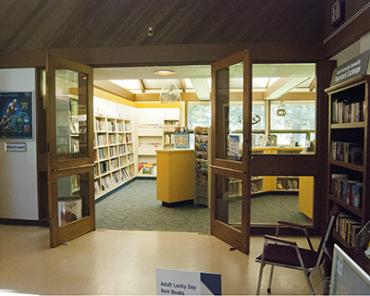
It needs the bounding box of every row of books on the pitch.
[97,134,107,146]
[100,161,109,174]
[335,213,362,247]
[276,178,299,190]
[331,141,363,165]
[110,146,118,157]
[331,174,362,209]
[251,180,263,193]
[116,121,131,131]
[98,147,109,159]
[138,162,156,175]
[107,120,116,132]
[111,158,119,170]
[95,119,106,131]
[118,145,126,155]
[331,100,364,124]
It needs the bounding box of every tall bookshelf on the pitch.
[326,75,370,250]
[94,116,135,200]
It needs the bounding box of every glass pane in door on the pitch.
[57,173,89,226]
[215,174,244,230]
[55,69,88,158]
[215,62,244,161]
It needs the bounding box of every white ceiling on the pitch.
[94,64,316,100]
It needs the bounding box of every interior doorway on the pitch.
[36,56,319,249]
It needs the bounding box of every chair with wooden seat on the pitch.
[255,206,339,295]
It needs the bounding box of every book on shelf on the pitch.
[118,145,126,155]
[331,174,363,209]
[117,121,124,132]
[107,120,116,132]
[335,213,362,247]
[70,138,80,153]
[94,181,100,193]
[98,147,108,159]
[163,120,180,132]
[108,134,117,145]
[128,154,134,163]
[138,162,156,175]
[125,121,131,131]
[117,134,125,144]
[111,158,119,169]
[331,141,363,165]
[126,133,132,143]
[109,146,118,157]
[100,161,109,174]
[276,177,299,190]
[331,100,365,124]
[97,134,107,146]
[95,119,106,131]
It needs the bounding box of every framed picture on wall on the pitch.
[0,92,33,139]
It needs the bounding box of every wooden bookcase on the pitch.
[94,115,135,200]
[326,75,370,250]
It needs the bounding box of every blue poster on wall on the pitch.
[0,92,32,139]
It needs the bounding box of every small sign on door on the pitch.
[156,268,222,295]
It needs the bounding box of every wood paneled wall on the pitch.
[0,0,322,52]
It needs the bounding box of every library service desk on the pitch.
[156,149,195,205]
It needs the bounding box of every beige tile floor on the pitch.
[0,225,325,295]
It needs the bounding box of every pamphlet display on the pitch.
[0,92,32,139]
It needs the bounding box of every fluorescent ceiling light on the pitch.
[111,79,142,90]
[153,69,176,76]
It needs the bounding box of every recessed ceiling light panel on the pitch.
[153,69,176,76]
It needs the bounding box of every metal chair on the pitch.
[255,206,339,295]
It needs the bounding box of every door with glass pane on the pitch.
[210,50,252,254]
[46,55,95,247]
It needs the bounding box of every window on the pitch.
[269,101,316,150]
[187,102,211,130]
[252,102,265,131]
[270,101,315,131]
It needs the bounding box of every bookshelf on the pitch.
[326,75,370,249]
[94,116,135,200]
[194,127,209,206]
[136,123,163,177]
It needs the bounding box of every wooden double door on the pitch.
[44,52,253,251]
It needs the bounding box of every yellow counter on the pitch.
[156,149,195,204]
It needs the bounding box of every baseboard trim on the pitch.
[0,218,46,226]
[95,177,136,203]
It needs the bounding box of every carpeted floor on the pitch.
[96,179,311,233]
